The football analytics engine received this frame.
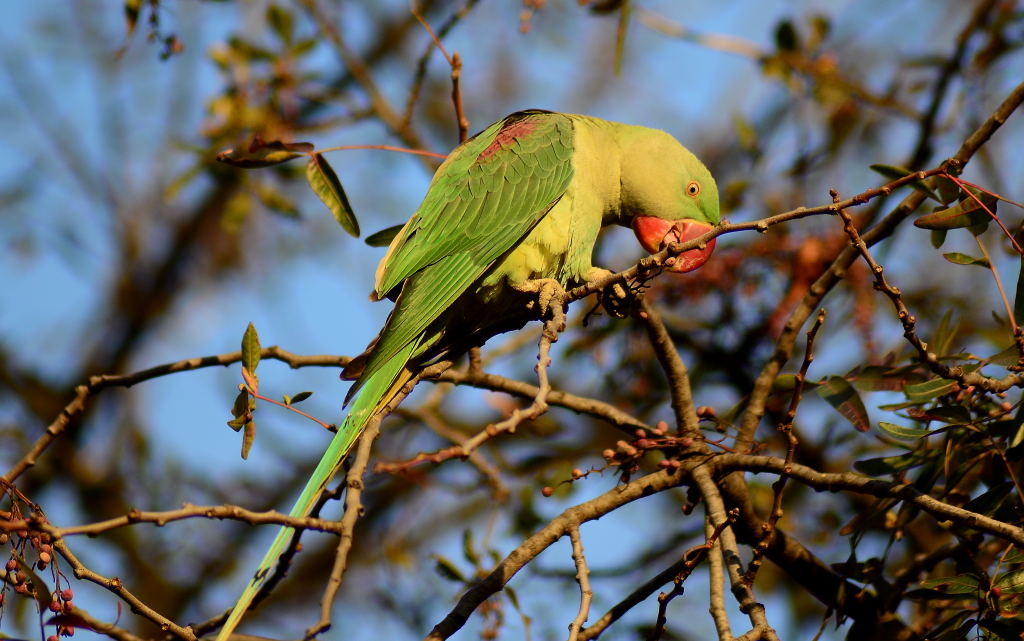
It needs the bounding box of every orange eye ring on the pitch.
[686,181,700,197]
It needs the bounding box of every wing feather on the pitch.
[355,111,576,391]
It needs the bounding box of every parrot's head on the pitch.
[619,127,720,273]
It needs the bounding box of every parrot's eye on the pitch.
[686,181,700,197]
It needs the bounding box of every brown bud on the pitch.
[655,421,669,433]
[38,551,51,564]
[601,449,616,461]
[541,486,554,497]
[571,468,583,480]
[697,406,716,418]
[6,558,17,571]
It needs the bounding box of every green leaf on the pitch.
[365,224,405,247]
[266,4,293,45]
[869,164,941,201]
[920,573,980,594]
[290,391,313,404]
[230,388,249,420]
[979,618,1024,641]
[877,421,929,440]
[854,450,933,476]
[431,555,467,583]
[930,229,947,248]
[306,153,359,237]
[242,419,256,459]
[914,190,997,230]
[13,552,52,612]
[942,252,990,268]
[254,182,300,219]
[933,175,961,204]
[963,482,1016,518]
[462,529,480,567]
[816,376,870,432]
[217,140,313,169]
[226,416,246,432]
[995,568,1024,594]
[904,378,956,402]
[124,0,142,38]
[932,310,959,358]
[241,322,261,374]
[774,20,799,51]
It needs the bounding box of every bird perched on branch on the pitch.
[216,109,719,639]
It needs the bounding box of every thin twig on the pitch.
[743,309,825,586]
[706,517,732,641]
[3,347,348,484]
[566,526,593,641]
[313,143,446,159]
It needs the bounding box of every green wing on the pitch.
[358,111,575,389]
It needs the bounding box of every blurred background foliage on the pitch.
[2,1,1024,640]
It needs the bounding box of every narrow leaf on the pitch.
[942,252,989,268]
[242,420,256,459]
[854,450,932,476]
[930,229,947,248]
[241,322,261,373]
[365,224,405,247]
[290,391,313,404]
[933,175,961,204]
[306,153,359,237]
[904,378,956,402]
[919,573,980,594]
[431,555,467,583]
[217,140,313,169]
[230,389,249,419]
[266,4,293,44]
[254,182,300,219]
[877,421,929,440]
[816,376,870,432]
[995,568,1024,594]
[914,190,998,230]
[124,0,142,38]
[13,553,52,612]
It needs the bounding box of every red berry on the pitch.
[541,486,554,497]
[38,551,51,564]
[49,600,62,613]
[61,588,73,601]
[5,558,17,571]
[63,600,74,612]
[39,543,52,554]
[48,635,59,641]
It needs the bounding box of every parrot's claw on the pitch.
[587,268,634,319]
[515,278,566,319]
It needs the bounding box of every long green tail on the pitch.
[214,341,417,641]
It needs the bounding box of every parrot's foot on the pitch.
[514,277,566,319]
[587,267,635,319]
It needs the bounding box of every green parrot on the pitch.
[215,110,719,640]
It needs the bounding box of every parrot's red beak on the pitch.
[631,217,716,273]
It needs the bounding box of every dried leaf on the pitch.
[306,153,359,237]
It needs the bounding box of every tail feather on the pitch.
[214,339,419,641]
